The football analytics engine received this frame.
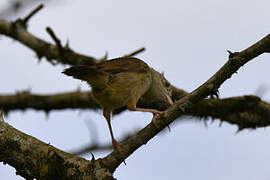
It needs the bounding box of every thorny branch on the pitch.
[0,89,269,130]
[0,91,99,113]
[0,4,145,66]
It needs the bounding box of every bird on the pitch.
[62,57,173,152]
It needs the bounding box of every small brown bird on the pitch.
[63,57,173,151]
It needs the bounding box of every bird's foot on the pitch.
[112,139,121,152]
[152,111,171,132]
[151,111,162,128]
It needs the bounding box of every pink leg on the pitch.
[103,109,122,152]
[103,109,127,165]
[151,111,171,131]
[127,101,171,131]
[127,102,163,127]
[127,100,172,131]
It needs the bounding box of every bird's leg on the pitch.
[103,109,127,165]
[127,101,162,127]
[103,109,121,152]
[127,99,172,131]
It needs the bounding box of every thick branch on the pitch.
[190,95,270,129]
[1,89,269,129]
[100,33,270,171]
[0,91,100,113]
[0,86,187,113]
[0,117,115,179]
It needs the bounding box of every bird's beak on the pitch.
[165,94,173,105]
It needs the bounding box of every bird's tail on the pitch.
[62,66,108,88]
[63,66,95,80]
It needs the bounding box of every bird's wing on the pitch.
[94,57,149,75]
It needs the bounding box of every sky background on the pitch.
[1,0,270,179]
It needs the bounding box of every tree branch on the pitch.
[0,115,115,179]
[0,5,146,66]
[0,86,187,113]
[190,95,270,130]
[0,18,102,65]
[100,33,270,171]
[1,88,270,130]
[0,91,99,114]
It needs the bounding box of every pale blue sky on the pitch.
[1,0,270,179]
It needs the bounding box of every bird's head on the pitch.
[140,69,173,109]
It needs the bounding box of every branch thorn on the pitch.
[90,152,95,161]
[123,47,145,57]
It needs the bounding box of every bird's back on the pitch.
[93,57,149,74]
[63,57,152,110]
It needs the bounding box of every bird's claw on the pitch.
[151,111,162,127]
[112,139,121,151]
[151,111,171,132]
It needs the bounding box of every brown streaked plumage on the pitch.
[63,57,173,151]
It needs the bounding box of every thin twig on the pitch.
[123,47,145,57]
[23,4,44,25]
[46,26,62,50]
